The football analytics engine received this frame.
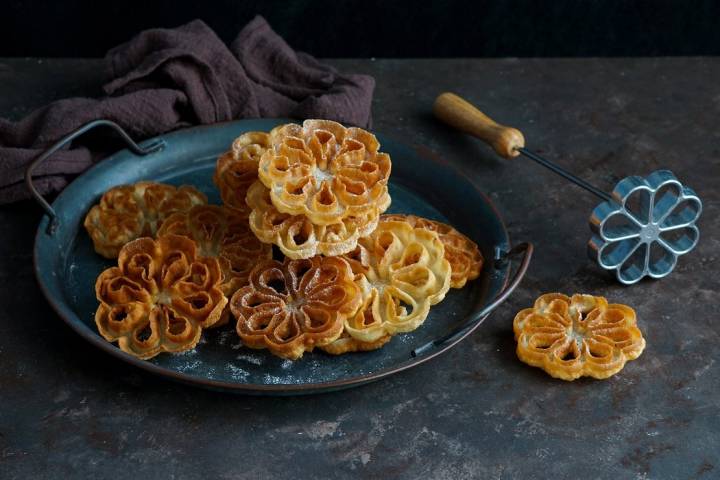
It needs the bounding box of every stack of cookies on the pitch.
[86,120,484,360]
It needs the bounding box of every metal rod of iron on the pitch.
[516,147,613,203]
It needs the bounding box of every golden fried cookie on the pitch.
[213,131,271,215]
[513,293,646,380]
[382,214,483,288]
[246,181,378,259]
[258,119,392,225]
[335,220,452,345]
[230,256,362,360]
[84,182,207,258]
[94,235,227,359]
[157,205,272,296]
[320,332,392,355]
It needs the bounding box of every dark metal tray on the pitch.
[28,119,531,395]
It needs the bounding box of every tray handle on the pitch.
[25,119,165,235]
[411,242,533,357]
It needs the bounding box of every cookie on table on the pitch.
[513,293,646,380]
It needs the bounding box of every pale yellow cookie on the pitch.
[334,220,452,345]
[381,214,483,288]
[320,332,392,355]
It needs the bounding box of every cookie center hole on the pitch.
[267,278,287,295]
[111,308,128,323]
[135,323,153,342]
[394,297,412,316]
[561,349,578,361]
[168,313,187,335]
[189,295,208,310]
[292,224,311,245]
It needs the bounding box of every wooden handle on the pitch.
[433,92,525,159]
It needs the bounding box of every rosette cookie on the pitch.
[94,235,227,359]
[157,205,272,297]
[513,293,645,380]
[321,220,451,354]
[258,119,391,225]
[382,214,483,288]
[213,131,271,216]
[246,181,378,259]
[230,256,362,360]
[84,182,207,258]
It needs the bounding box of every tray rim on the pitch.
[32,118,513,395]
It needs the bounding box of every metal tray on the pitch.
[27,119,531,395]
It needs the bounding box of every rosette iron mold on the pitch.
[434,92,703,285]
[588,170,701,284]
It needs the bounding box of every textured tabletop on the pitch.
[1,57,719,479]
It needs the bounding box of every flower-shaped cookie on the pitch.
[323,220,451,350]
[157,205,272,297]
[213,131,271,216]
[258,119,392,225]
[95,235,227,359]
[229,256,362,360]
[382,214,483,288]
[513,293,645,380]
[84,182,207,258]
[246,181,379,259]
[589,170,702,285]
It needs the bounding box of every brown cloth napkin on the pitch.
[0,16,375,204]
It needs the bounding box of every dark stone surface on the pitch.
[1,57,719,479]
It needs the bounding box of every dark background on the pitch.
[2,0,720,58]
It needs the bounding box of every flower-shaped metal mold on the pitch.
[588,170,702,285]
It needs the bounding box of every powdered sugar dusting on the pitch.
[263,373,287,385]
[226,363,249,381]
[235,352,264,366]
[175,359,202,372]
